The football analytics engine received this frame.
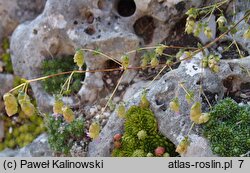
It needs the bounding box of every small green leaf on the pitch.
[73,49,84,70]
[93,48,101,56]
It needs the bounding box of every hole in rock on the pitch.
[74,20,78,25]
[164,17,200,50]
[223,76,250,103]
[102,60,123,91]
[156,99,168,111]
[104,59,122,70]
[241,82,250,91]
[85,11,94,24]
[218,40,249,59]
[84,26,96,35]
[33,29,38,35]
[133,16,155,44]
[98,0,105,9]
[116,0,136,17]
[163,16,200,70]
[201,91,218,112]
[196,80,201,85]
[223,75,240,92]
[239,82,250,102]
[175,1,186,11]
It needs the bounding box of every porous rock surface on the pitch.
[88,55,250,157]
[0,74,14,141]
[0,0,46,40]
[6,0,250,157]
[10,0,205,112]
[0,133,53,157]
[229,0,250,53]
[0,0,46,111]
[0,74,14,111]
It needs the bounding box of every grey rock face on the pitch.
[88,55,250,157]
[0,0,46,40]
[10,0,205,112]
[227,0,250,54]
[197,15,216,44]
[7,0,249,157]
[0,133,53,157]
[0,74,14,142]
[0,121,4,141]
[0,74,14,112]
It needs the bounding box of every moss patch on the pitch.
[46,115,85,155]
[0,81,45,151]
[41,56,85,95]
[112,106,177,157]
[203,98,250,156]
[0,112,45,151]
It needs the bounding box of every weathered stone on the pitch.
[197,15,216,44]
[0,133,52,157]
[0,120,4,141]
[6,0,246,157]
[229,0,250,54]
[0,0,46,40]
[134,0,152,12]
[0,61,4,72]
[10,0,205,112]
[87,55,250,157]
[0,74,14,112]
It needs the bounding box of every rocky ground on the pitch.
[0,0,249,157]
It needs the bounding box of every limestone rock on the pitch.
[197,15,216,44]
[0,133,53,157]
[87,56,250,157]
[228,0,250,54]
[0,74,14,147]
[0,0,46,40]
[0,121,4,141]
[0,74,14,112]
[10,0,205,111]
[16,133,53,157]
[134,0,152,12]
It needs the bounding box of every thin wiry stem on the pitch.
[101,71,125,115]
[81,48,122,66]
[8,12,250,94]
[67,72,75,91]
[202,91,212,108]
[126,45,198,54]
[233,40,244,58]
[9,83,26,93]
[146,65,167,89]
[187,122,195,136]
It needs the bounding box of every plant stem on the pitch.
[187,122,195,136]
[233,40,243,58]
[146,65,167,89]
[202,91,212,108]
[8,12,250,94]
[101,71,125,115]
[81,48,122,66]
[60,75,70,95]
[9,83,26,93]
[126,45,198,54]
[66,72,75,92]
